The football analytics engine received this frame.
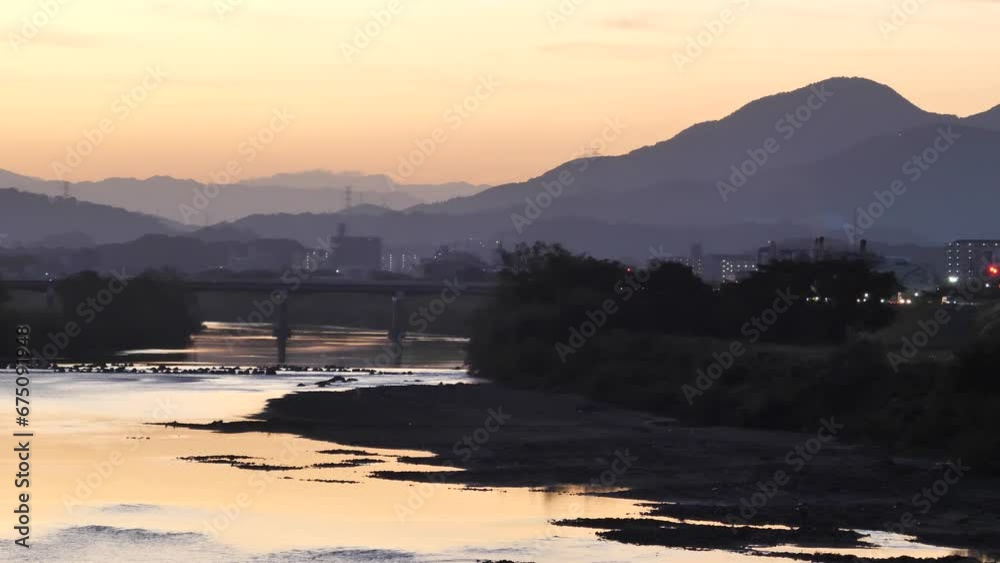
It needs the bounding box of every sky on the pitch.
[2,0,999,186]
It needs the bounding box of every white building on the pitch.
[945,240,1000,283]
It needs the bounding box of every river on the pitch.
[0,324,967,562]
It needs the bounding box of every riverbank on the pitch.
[169,382,999,559]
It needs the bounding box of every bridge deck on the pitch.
[5,279,498,296]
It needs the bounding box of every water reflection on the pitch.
[0,325,983,562]
[0,370,674,563]
[118,322,467,369]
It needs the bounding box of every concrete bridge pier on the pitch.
[45,284,56,311]
[388,290,406,345]
[274,297,291,365]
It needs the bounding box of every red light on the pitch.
[626,267,632,273]
[989,265,1000,276]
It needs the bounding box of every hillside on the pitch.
[0,188,182,247]
[421,77,996,218]
[0,169,489,225]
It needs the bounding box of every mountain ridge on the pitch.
[418,77,996,216]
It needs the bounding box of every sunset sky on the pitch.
[3,0,999,186]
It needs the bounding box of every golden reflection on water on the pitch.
[0,322,981,561]
[117,322,469,369]
[1,371,667,560]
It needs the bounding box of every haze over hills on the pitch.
[482,123,1000,244]
[0,169,489,226]
[4,77,996,257]
[417,77,1000,244]
[241,170,489,202]
[0,188,183,247]
[965,105,1000,130]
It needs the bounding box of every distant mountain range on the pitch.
[0,188,183,247]
[418,77,1000,243]
[0,169,489,226]
[3,77,997,259]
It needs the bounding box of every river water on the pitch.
[0,324,970,562]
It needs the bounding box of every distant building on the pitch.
[945,240,1000,284]
[717,255,759,283]
[383,249,420,274]
[689,244,704,278]
[423,245,489,281]
[657,244,704,278]
[330,223,383,278]
[877,256,937,292]
[226,239,304,273]
[757,238,872,266]
[699,253,758,283]
[757,240,780,265]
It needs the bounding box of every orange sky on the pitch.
[3,0,999,186]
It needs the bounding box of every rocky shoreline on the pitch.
[167,382,999,560]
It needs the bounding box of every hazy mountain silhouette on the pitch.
[0,188,183,246]
[964,105,1000,130]
[419,77,995,218]
[5,234,306,276]
[6,77,995,256]
[478,123,999,243]
[219,208,935,265]
[0,169,489,226]
[242,170,488,202]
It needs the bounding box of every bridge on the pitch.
[8,278,498,364]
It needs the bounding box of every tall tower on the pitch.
[344,185,353,211]
[63,181,70,199]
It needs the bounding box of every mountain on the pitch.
[220,206,831,259]
[420,77,993,216]
[0,188,183,247]
[241,170,489,203]
[965,105,1000,130]
[509,123,999,243]
[0,169,489,226]
[2,234,306,277]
